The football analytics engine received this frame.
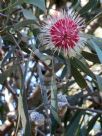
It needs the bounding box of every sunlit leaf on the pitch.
[18,94,31,135]
[18,61,31,135]
[23,0,46,11]
[22,9,37,20]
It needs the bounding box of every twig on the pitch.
[7,32,21,50]
[67,104,102,114]
[0,13,7,17]
[4,81,18,101]
[35,128,46,136]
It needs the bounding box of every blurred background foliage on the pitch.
[0,0,102,136]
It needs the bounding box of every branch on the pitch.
[4,81,18,101]
[67,104,102,114]
[36,128,46,136]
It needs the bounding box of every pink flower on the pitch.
[39,9,86,57]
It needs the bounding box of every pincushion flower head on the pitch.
[39,8,86,57]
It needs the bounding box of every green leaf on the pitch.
[96,75,102,91]
[65,111,83,136]
[79,0,99,15]
[66,58,71,78]
[71,57,95,79]
[18,61,31,135]
[90,40,102,64]
[18,94,31,135]
[80,127,87,136]
[51,112,59,134]
[71,0,81,10]
[93,37,102,50]
[71,64,87,89]
[61,58,71,79]
[82,51,100,64]
[61,65,67,79]
[86,115,98,135]
[34,49,51,61]
[71,0,80,6]
[0,101,4,113]
[51,57,60,134]
[13,20,38,30]
[74,110,85,136]
[87,9,102,24]
[51,67,60,122]
[23,0,46,11]
[22,9,37,20]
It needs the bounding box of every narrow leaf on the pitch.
[96,75,102,91]
[79,0,99,15]
[51,57,60,134]
[65,111,83,136]
[86,115,98,135]
[82,51,100,64]
[71,57,95,79]
[71,64,87,89]
[18,62,31,135]
[90,40,102,64]
[23,0,46,11]
[13,20,38,30]
[22,9,36,20]
[18,94,31,135]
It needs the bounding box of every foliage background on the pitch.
[0,0,102,136]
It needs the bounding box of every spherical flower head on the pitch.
[39,9,86,57]
[57,93,68,109]
[30,111,45,126]
[57,93,68,117]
